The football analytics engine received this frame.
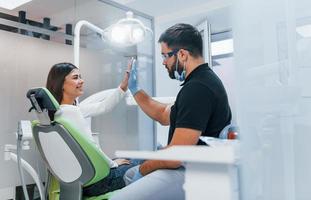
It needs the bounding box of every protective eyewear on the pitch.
[161,49,179,61]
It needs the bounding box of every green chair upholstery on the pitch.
[26,87,115,200]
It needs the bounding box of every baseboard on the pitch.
[15,183,39,200]
[0,183,40,200]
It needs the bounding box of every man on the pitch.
[110,23,232,200]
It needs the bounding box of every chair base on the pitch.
[49,176,118,200]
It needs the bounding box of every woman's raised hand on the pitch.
[119,58,133,92]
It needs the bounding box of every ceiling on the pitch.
[0,0,76,22]
[113,0,215,17]
[0,0,232,34]
[0,0,128,31]
[113,0,233,33]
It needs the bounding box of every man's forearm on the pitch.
[134,90,170,125]
[139,159,182,176]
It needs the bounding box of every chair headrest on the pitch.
[26,87,60,112]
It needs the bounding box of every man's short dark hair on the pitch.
[158,23,203,58]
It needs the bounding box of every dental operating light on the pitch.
[74,11,152,67]
[105,11,152,46]
[0,0,32,10]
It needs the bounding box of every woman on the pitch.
[46,62,141,196]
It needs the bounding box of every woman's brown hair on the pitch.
[46,62,77,119]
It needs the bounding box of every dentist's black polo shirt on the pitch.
[167,63,232,145]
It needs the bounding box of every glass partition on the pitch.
[233,0,311,199]
[0,0,154,190]
[74,0,155,155]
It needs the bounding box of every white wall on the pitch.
[0,30,76,190]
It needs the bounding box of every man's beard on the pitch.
[167,58,183,79]
[168,66,175,79]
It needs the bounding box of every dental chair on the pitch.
[26,87,117,200]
